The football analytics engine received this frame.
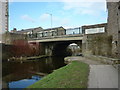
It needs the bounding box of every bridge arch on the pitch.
[52,42,71,56]
[52,41,82,56]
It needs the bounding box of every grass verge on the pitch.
[27,61,89,88]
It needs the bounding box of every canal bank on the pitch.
[27,56,119,88]
[2,56,66,89]
[27,61,89,88]
[8,55,50,62]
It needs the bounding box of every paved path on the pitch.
[65,56,119,88]
[88,65,118,88]
[64,56,104,65]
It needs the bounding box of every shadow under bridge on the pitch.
[43,40,82,57]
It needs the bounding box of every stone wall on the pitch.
[2,32,28,59]
[2,43,13,60]
[82,23,107,34]
[82,33,112,57]
[107,1,120,58]
[2,32,27,44]
[83,1,120,59]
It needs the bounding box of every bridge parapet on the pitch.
[28,34,84,41]
[28,34,84,43]
[26,27,84,40]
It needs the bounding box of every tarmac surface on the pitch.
[65,56,119,88]
[88,65,118,88]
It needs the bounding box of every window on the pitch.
[118,5,120,10]
[44,32,48,37]
[52,31,57,36]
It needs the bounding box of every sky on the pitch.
[9,1,108,31]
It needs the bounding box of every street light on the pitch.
[46,13,52,30]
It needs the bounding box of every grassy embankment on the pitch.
[28,61,89,88]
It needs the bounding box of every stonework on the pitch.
[2,32,27,45]
[82,33,112,57]
[107,1,120,58]
[0,0,8,34]
[82,1,120,59]
[82,23,107,34]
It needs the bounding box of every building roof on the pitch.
[44,26,65,31]
[13,27,43,34]
[82,23,107,29]
[11,26,65,34]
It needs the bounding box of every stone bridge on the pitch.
[26,23,107,57]
[28,34,83,56]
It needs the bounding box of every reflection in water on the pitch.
[9,76,41,89]
[2,56,66,89]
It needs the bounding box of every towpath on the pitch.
[65,56,119,88]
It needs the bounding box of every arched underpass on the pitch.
[52,42,72,56]
[43,40,82,57]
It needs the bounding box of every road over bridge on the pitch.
[28,34,84,43]
[28,34,84,56]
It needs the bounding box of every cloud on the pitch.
[9,0,14,2]
[21,14,35,23]
[40,13,59,22]
[6,0,119,2]
[6,0,104,2]
[61,18,70,25]
[63,1,106,16]
[61,0,106,2]
[39,14,70,26]
[51,16,71,26]
[39,14,50,22]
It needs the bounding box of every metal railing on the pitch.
[66,27,82,35]
[28,27,84,39]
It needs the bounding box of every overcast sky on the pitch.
[9,1,107,31]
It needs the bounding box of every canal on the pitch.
[2,56,66,89]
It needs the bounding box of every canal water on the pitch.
[2,56,66,89]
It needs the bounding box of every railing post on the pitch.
[57,29,58,36]
[79,27,80,34]
[65,29,66,35]
[42,32,44,37]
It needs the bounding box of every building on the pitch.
[11,28,17,33]
[107,1,120,58]
[42,26,66,37]
[82,23,111,57]
[32,26,66,38]
[82,1,120,59]
[0,0,8,44]
[11,27,43,38]
[0,0,9,33]
[82,23,107,34]
[11,26,65,39]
